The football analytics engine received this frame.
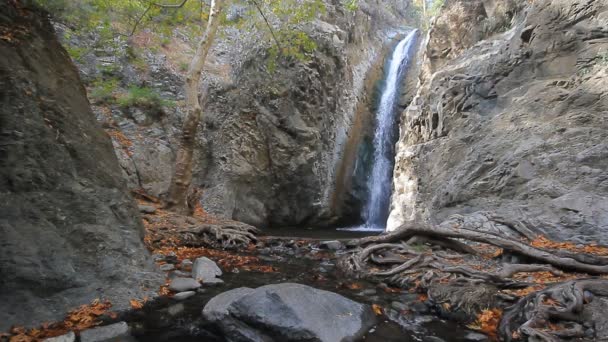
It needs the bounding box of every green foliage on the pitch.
[36,0,325,74]
[90,78,120,104]
[345,0,359,12]
[179,61,190,72]
[598,49,608,65]
[65,45,87,62]
[117,86,174,109]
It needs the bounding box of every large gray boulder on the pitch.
[0,2,160,330]
[203,283,375,342]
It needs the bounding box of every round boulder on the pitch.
[202,283,375,342]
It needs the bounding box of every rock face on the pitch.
[0,2,160,330]
[388,0,608,244]
[70,1,416,227]
[203,283,375,342]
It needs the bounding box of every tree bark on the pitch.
[165,0,224,213]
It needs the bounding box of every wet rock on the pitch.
[43,332,75,342]
[173,291,196,301]
[80,322,133,342]
[138,205,156,214]
[391,301,409,312]
[203,283,375,342]
[358,289,377,296]
[424,337,447,342]
[180,259,193,270]
[167,303,185,316]
[465,331,489,341]
[159,264,175,271]
[411,301,430,314]
[169,277,201,292]
[319,240,344,250]
[192,257,223,284]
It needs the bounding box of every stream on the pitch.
[121,228,474,342]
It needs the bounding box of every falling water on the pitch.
[363,30,418,230]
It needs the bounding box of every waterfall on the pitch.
[362,30,418,231]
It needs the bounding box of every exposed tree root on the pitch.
[500,279,608,341]
[182,222,259,249]
[338,212,608,340]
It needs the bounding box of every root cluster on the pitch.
[339,212,608,341]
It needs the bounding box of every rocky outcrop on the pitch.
[203,283,375,342]
[0,2,160,330]
[388,0,608,244]
[69,1,416,228]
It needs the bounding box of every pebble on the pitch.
[192,257,223,284]
[411,301,430,314]
[319,240,344,250]
[169,277,201,292]
[173,291,196,301]
[390,301,409,312]
[80,322,132,342]
[464,331,489,341]
[159,264,175,271]
[424,337,446,342]
[43,332,75,342]
[167,303,185,316]
[360,289,377,296]
[138,205,156,214]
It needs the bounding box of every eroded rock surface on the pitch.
[388,0,608,244]
[0,2,160,330]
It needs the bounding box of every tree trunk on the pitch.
[165,0,224,213]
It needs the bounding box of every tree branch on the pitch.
[249,0,283,56]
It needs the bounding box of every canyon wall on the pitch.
[0,2,160,330]
[388,0,608,244]
[70,1,416,228]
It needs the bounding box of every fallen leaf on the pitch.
[372,304,383,316]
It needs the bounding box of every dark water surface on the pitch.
[126,233,472,342]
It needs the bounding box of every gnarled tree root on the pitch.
[500,279,608,341]
[182,222,259,249]
[339,213,608,340]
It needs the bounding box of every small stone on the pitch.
[424,337,446,342]
[169,277,201,292]
[167,303,185,316]
[43,331,75,342]
[360,289,377,296]
[159,264,175,271]
[80,322,131,342]
[152,254,164,261]
[464,331,489,341]
[258,255,278,262]
[390,301,409,312]
[319,240,344,250]
[173,291,196,301]
[415,315,435,324]
[180,259,193,270]
[192,257,223,284]
[411,301,429,314]
[138,205,156,214]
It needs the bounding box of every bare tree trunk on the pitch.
[165,0,224,213]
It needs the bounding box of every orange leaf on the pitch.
[130,299,144,310]
[372,304,383,316]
